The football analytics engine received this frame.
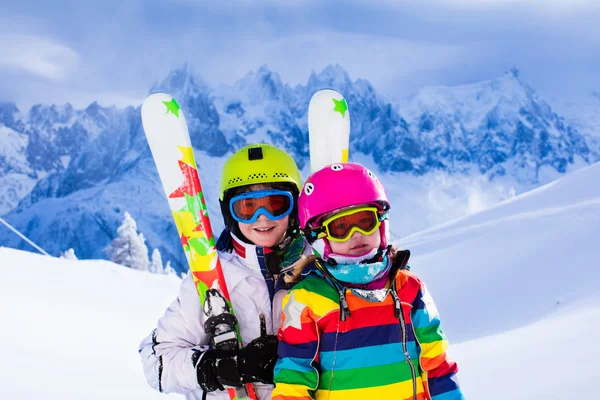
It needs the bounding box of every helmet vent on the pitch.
[249,173,268,180]
[272,172,289,178]
[228,177,243,184]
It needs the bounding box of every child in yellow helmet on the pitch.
[140,144,313,400]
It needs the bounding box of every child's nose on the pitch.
[256,213,269,222]
[350,229,364,240]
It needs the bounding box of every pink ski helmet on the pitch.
[299,163,391,256]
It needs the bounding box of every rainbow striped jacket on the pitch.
[272,262,463,400]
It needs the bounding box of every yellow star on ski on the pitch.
[178,146,195,166]
[172,210,204,240]
[189,248,217,272]
[341,148,349,162]
[332,98,348,118]
[163,98,180,118]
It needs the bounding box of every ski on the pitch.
[308,89,351,172]
[141,92,256,400]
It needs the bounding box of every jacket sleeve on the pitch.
[138,273,209,394]
[272,289,320,400]
[412,281,464,400]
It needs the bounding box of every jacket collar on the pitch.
[230,232,272,272]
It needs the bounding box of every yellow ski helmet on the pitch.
[219,144,303,243]
[219,143,302,200]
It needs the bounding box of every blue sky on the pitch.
[1,0,599,111]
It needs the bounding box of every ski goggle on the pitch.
[311,206,384,243]
[229,189,294,224]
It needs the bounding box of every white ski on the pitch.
[308,89,350,172]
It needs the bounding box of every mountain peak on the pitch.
[510,66,520,79]
[318,64,351,81]
[0,102,21,130]
[85,101,101,112]
[404,66,539,120]
[235,64,285,104]
[306,64,353,90]
[28,103,75,126]
[151,63,209,98]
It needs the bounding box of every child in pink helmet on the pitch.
[272,162,464,400]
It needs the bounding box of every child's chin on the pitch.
[250,235,278,248]
[347,246,375,257]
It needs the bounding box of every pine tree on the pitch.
[135,233,150,271]
[60,248,77,260]
[106,212,149,271]
[150,248,164,274]
[164,260,178,276]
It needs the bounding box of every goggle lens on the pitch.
[327,209,378,239]
[230,190,293,223]
[314,207,382,242]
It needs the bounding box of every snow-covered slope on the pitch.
[454,295,600,399]
[0,247,182,399]
[400,161,600,342]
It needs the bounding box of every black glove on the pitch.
[195,315,279,392]
[238,318,278,384]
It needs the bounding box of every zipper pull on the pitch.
[391,282,401,319]
[339,289,350,321]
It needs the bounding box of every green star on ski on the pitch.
[189,237,211,256]
[163,98,180,118]
[332,98,348,118]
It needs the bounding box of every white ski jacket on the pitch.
[139,234,279,400]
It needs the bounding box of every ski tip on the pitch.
[141,93,185,121]
[309,88,345,102]
[308,88,349,120]
[142,92,175,106]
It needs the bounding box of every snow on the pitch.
[547,92,600,138]
[0,121,36,215]
[0,248,182,399]
[2,161,600,399]
[400,162,600,342]
[455,295,600,399]
[0,126,32,176]
[401,161,600,397]
[60,155,71,169]
[398,71,534,132]
[0,173,37,216]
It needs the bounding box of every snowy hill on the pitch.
[1,64,598,273]
[2,163,599,399]
[400,161,600,342]
[455,295,600,399]
[0,247,182,400]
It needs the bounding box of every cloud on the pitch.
[375,0,598,9]
[0,35,81,82]
[2,0,599,108]
[189,31,481,95]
